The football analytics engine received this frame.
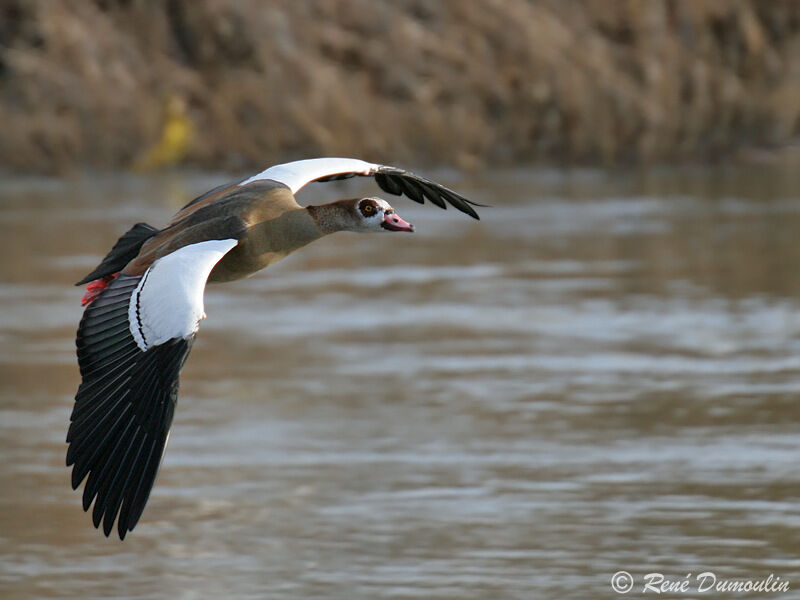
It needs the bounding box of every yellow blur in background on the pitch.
[132,95,194,172]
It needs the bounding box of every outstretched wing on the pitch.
[240,157,484,219]
[67,238,238,539]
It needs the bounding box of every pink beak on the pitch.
[381,211,415,232]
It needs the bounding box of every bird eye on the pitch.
[363,204,374,214]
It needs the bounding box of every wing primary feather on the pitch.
[70,359,136,415]
[78,346,139,381]
[401,178,428,204]
[68,388,132,466]
[94,420,142,534]
[392,176,425,205]
[68,373,134,442]
[104,427,147,537]
[416,181,447,209]
[438,189,479,219]
[70,257,217,537]
[374,166,485,218]
[91,417,137,527]
[314,173,359,182]
[374,172,403,196]
[118,434,156,535]
[83,433,119,510]
[116,431,149,539]
[71,398,132,491]
[127,428,172,531]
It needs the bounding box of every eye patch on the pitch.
[359,200,379,217]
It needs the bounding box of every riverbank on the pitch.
[1,0,799,173]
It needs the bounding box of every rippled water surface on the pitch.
[2,165,800,599]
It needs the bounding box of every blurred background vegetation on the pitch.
[1,0,799,174]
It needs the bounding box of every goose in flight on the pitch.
[67,157,482,539]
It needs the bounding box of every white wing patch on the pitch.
[128,239,238,350]
[239,157,380,193]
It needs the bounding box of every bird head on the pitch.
[350,197,414,233]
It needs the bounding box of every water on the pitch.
[2,165,800,599]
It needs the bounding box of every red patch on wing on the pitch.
[81,273,119,306]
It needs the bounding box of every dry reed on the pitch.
[0,0,798,173]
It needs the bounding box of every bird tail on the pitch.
[76,222,159,286]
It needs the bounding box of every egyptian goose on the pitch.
[67,157,482,539]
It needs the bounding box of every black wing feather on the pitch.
[315,173,359,183]
[68,274,194,539]
[415,181,447,210]
[312,165,485,219]
[393,175,426,204]
[102,426,146,536]
[76,223,159,286]
[374,172,404,196]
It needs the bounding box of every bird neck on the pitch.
[238,202,353,275]
[243,208,326,260]
[306,201,354,235]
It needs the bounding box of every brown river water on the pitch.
[1,165,800,599]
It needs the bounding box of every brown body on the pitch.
[123,181,324,282]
